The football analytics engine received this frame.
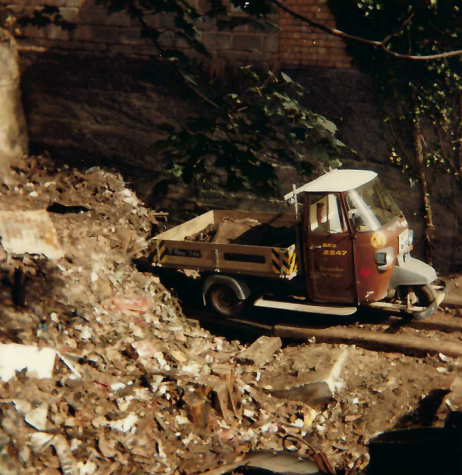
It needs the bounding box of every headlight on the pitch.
[408,229,414,246]
[374,247,395,271]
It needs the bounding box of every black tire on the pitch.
[407,284,438,320]
[208,284,246,318]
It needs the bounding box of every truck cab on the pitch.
[281,169,444,318]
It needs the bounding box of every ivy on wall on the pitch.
[329,0,462,266]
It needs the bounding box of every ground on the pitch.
[0,155,459,475]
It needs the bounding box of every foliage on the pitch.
[92,0,342,196]
[329,0,462,177]
[154,68,343,196]
[3,0,343,196]
[329,0,462,263]
[1,5,75,33]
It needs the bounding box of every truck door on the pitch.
[303,193,356,303]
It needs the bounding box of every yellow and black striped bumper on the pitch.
[272,245,297,276]
[152,240,166,265]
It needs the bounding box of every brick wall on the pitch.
[0,0,351,68]
[0,0,279,65]
[278,0,352,69]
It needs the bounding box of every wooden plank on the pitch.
[155,210,215,240]
[213,210,297,227]
[236,336,282,367]
[384,314,462,334]
[273,324,462,358]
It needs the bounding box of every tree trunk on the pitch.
[413,119,433,265]
[0,28,28,177]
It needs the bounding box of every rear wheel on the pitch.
[208,284,246,318]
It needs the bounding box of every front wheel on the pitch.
[403,284,438,320]
[208,284,246,318]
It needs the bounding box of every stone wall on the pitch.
[17,48,462,271]
[0,0,352,68]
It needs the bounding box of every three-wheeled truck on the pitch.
[151,169,445,319]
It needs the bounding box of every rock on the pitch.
[25,403,49,431]
[266,349,348,406]
[436,376,462,423]
[237,336,282,368]
[0,29,28,177]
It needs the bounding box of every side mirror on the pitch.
[348,209,360,220]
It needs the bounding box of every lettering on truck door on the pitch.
[304,193,356,303]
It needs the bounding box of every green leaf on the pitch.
[281,72,293,83]
[171,164,184,178]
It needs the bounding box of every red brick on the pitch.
[315,11,334,21]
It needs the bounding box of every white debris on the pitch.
[0,344,57,381]
[25,403,49,431]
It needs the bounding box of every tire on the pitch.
[208,284,246,318]
[406,284,438,320]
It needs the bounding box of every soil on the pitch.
[0,155,460,475]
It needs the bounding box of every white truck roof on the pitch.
[284,169,377,201]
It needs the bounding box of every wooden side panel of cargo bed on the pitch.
[152,239,297,278]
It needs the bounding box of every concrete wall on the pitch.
[0,0,352,68]
[0,29,28,175]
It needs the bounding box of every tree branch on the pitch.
[267,0,462,61]
[126,0,222,110]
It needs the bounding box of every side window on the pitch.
[309,193,345,234]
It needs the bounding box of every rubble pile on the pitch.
[0,156,326,474]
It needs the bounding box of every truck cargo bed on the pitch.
[152,210,299,278]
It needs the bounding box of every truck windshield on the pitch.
[345,178,402,232]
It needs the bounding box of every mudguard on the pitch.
[389,255,437,289]
[202,274,251,301]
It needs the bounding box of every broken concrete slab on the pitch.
[264,349,348,406]
[0,344,57,381]
[25,403,49,431]
[237,336,282,367]
[0,210,63,260]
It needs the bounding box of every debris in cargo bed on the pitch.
[185,217,296,247]
[0,155,459,475]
